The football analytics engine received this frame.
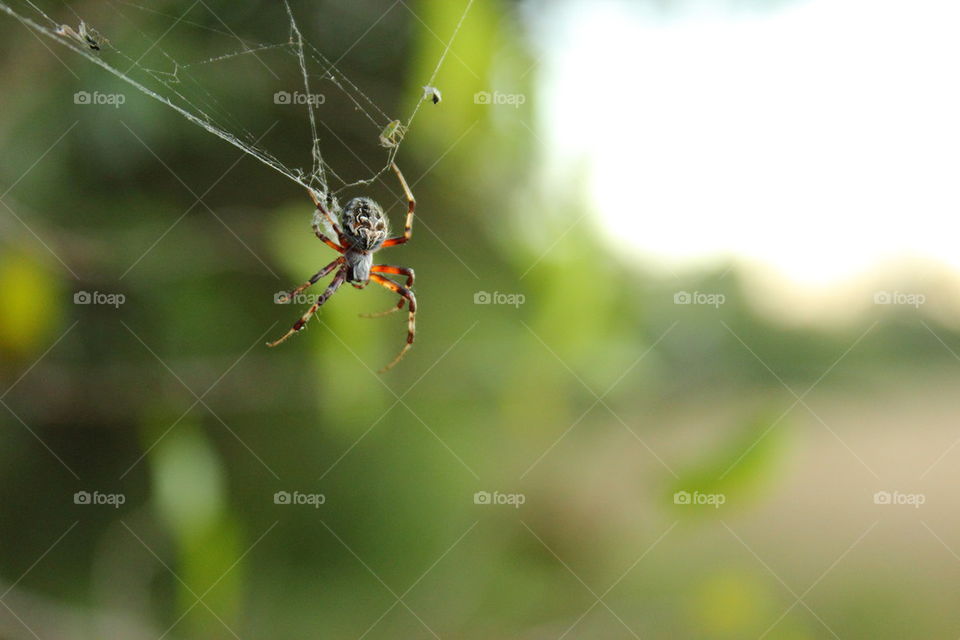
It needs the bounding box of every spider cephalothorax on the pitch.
[268,163,417,373]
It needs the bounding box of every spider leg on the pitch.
[314,228,345,253]
[267,266,347,347]
[360,265,414,318]
[308,187,347,246]
[276,257,344,303]
[369,273,416,372]
[381,162,416,248]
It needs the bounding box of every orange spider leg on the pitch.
[381,162,416,248]
[368,273,416,372]
[276,256,345,304]
[267,263,347,347]
[308,187,347,250]
[360,265,415,318]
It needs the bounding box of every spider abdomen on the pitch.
[340,197,388,251]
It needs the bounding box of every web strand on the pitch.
[1,0,475,205]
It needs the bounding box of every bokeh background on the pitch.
[2,0,960,638]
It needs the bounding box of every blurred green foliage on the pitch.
[1,0,959,638]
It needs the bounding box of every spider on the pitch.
[379,120,406,148]
[267,162,417,373]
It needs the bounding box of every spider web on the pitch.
[0,0,472,203]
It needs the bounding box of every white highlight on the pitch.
[542,0,960,289]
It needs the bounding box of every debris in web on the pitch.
[55,20,106,51]
[0,0,475,205]
[422,85,442,105]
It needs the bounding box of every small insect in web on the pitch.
[422,85,442,105]
[379,120,406,148]
[56,21,107,51]
[268,162,418,373]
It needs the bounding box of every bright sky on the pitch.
[541,0,960,290]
